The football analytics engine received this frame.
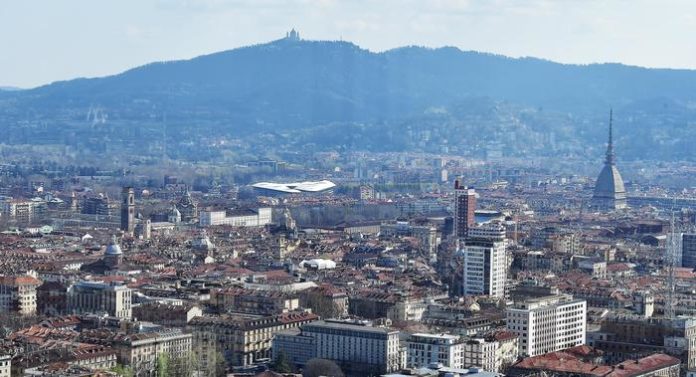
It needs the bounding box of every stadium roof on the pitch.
[251,180,336,193]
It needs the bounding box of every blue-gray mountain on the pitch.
[1,38,696,160]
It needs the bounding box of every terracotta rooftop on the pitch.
[514,348,679,377]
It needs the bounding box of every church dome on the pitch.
[105,235,123,255]
[178,190,195,208]
[192,229,215,250]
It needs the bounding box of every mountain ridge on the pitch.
[2,37,696,160]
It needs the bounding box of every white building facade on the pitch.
[199,207,272,227]
[506,294,586,357]
[407,333,464,369]
[460,223,507,298]
[0,355,9,377]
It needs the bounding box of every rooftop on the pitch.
[252,180,336,193]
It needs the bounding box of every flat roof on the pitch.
[304,320,396,334]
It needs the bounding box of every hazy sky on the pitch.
[2,0,695,88]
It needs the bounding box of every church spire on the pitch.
[605,109,615,165]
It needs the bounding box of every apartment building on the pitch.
[79,327,192,371]
[0,355,9,377]
[406,333,464,369]
[0,275,41,315]
[190,311,318,368]
[459,223,507,298]
[463,332,519,372]
[210,287,299,315]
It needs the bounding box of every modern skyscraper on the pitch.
[453,179,476,238]
[592,110,627,210]
[460,223,507,298]
[120,187,135,234]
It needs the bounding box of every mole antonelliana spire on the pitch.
[592,109,627,211]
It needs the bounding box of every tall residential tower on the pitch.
[453,179,476,238]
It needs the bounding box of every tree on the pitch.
[167,351,199,377]
[155,353,170,377]
[302,358,344,377]
[214,351,227,377]
[269,351,294,374]
[110,364,135,377]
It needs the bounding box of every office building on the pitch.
[67,281,132,319]
[272,319,403,375]
[506,294,587,357]
[681,234,696,269]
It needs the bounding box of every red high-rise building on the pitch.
[453,179,476,238]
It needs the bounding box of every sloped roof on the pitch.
[594,164,626,199]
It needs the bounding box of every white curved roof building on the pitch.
[300,259,337,270]
[252,180,336,194]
